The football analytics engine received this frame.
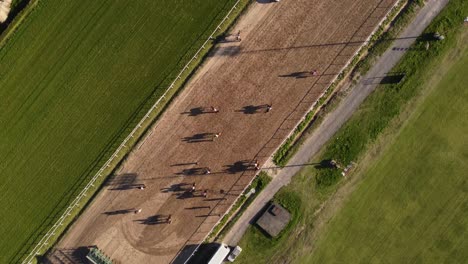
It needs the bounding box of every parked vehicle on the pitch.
[227,246,242,262]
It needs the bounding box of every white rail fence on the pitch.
[22,0,243,263]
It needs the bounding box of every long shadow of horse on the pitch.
[224,160,256,174]
[278,71,313,79]
[105,173,138,190]
[108,183,143,191]
[181,107,218,116]
[176,191,196,200]
[177,167,209,176]
[160,183,196,199]
[161,183,190,193]
[134,215,170,225]
[182,133,213,143]
[236,105,269,114]
[103,209,135,216]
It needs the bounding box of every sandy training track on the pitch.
[53,0,397,263]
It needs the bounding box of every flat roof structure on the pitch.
[256,203,291,237]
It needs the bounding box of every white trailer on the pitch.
[207,243,230,264]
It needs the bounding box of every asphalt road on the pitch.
[222,0,449,246]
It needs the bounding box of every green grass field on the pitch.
[306,34,468,263]
[0,0,235,262]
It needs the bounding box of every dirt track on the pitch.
[53,0,398,263]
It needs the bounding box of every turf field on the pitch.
[0,0,234,262]
[306,33,468,264]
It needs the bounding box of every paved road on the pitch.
[222,0,449,246]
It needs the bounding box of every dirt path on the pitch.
[222,0,449,248]
[52,0,398,263]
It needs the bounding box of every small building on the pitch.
[256,202,291,237]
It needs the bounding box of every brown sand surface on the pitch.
[53,0,397,263]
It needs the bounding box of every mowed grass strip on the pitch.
[0,0,235,262]
[307,37,468,263]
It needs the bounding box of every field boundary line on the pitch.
[21,0,244,263]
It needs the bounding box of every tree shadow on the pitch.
[363,72,406,85]
[379,73,406,84]
[314,159,338,169]
[417,32,441,41]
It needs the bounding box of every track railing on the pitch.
[22,0,243,263]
